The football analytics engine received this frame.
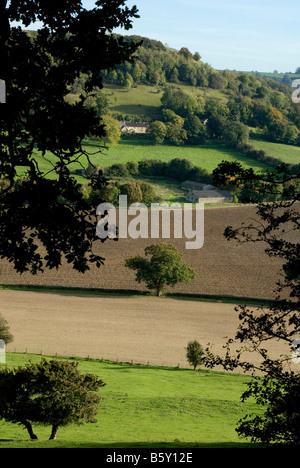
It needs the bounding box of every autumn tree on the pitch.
[149,120,167,145]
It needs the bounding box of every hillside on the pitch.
[246,70,300,87]
[60,36,300,210]
[68,35,299,141]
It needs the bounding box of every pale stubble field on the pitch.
[0,290,288,369]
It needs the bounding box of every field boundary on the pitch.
[0,283,272,306]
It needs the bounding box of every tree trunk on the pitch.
[22,420,38,440]
[49,425,59,440]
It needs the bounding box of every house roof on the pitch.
[189,190,232,199]
[120,121,147,128]
[182,181,206,188]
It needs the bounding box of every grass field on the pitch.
[84,135,271,173]
[250,138,300,166]
[17,134,273,183]
[0,352,262,448]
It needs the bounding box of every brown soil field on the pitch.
[0,205,290,300]
[1,290,291,370]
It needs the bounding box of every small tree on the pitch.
[0,359,105,440]
[186,340,204,370]
[0,314,13,345]
[149,120,167,145]
[125,243,197,297]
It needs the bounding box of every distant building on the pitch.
[120,121,148,134]
[181,181,214,191]
[186,190,233,204]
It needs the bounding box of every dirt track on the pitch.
[1,290,289,369]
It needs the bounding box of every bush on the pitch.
[106,164,129,177]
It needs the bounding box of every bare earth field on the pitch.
[1,290,290,369]
[0,206,287,300]
[0,205,295,370]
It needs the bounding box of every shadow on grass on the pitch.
[0,439,267,449]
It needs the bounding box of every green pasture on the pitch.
[90,136,271,173]
[250,139,300,166]
[17,136,272,187]
[0,353,262,448]
[105,84,163,119]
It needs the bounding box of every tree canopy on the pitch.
[0,359,105,440]
[0,0,139,274]
[125,243,197,297]
[0,314,13,345]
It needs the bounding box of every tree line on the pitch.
[83,157,212,205]
[148,85,300,149]
[67,35,300,150]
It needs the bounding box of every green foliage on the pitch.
[103,35,230,90]
[161,87,203,118]
[165,158,194,181]
[149,120,167,145]
[222,121,250,148]
[140,182,159,206]
[101,115,122,147]
[83,88,110,117]
[107,163,129,177]
[125,243,197,296]
[237,375,300,447]
[205,164,300,447]
[184,115,207,145]
[0,315,13,345]
[118,181,158,205]
[0,359,105,440]
[186,340,204,370]
[120,181,143,205]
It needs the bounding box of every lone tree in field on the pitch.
[186,340,204,370]
[125,243,197,297]
[0,0,140,275]
[0,359,105,440]
[0,314,13,345]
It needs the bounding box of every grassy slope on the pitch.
[0,353,260,448]
[250,139,300,165]
[86,135,271,173]
[105,83,228,119]
[17,135,272,203]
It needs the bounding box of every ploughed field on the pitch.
[0,206,288,300]
[0,206,288,299]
